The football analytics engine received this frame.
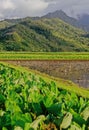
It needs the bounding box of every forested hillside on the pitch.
[0,16,89,51]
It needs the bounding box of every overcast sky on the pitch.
[0,0,89,19]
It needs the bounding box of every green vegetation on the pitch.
[0,52,89,60]
[0,62,89,129]
[0,13,89,130]
[0,21,12,29]
[0,17,89,51]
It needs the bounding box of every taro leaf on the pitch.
[68,122,85,130]
[79,97,86,113]
[0,112,11,127]
[30,115,45,130]
[73,113,85,126]
[11,113,32,128]
[68,125,81,130]
[14,126,23,130]
[0,110,5,117]
[81,106,89,121]
[2,127,8,130]
[24,113,32,123]
[47,103,62,116]
[61,90,67,95]
[29,87,42,103]
[5,100,21,113]
[70,108,85,126]
[43,95,53,108]
[11,113,26,128]
[32,103,43,116]
[79,97,84,107]
[0,94,5,104]
[50,81,58,97]
[60,112,72,129]
[24,123,31,130]
[53,116,63,127]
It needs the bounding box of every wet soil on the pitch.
[3,60,89,88]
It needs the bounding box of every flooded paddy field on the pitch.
[5,60,89,88]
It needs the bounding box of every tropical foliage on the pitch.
[0,63,89,129]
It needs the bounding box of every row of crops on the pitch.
[0,63,89,130]
[0,52,89,60]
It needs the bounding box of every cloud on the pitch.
[0,0,89,19]
[0,0,15,10]
[0,0,15,19]
[0,0,49,19]
[44,0,89,17]
[13,0,49,16]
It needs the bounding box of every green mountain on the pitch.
[43,10,89,32]
[0,16,89,51]
[42,10,81,29]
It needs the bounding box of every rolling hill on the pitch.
[0,13,89,51]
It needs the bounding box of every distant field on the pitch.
[0,52,89,60]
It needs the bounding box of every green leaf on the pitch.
[24,113,32,123]
[79,97,86,113]
[43,95,53,108]
[14,126,23,130]
[0,110,5,117]
[0,112,11,127]
[29,87,43,103]
[30,115,45,130]
[2,127,8,130]
[11,113,32,128]
[50,81,58,97]
[70,109,85,126]
[47,103,62,116]
[5,100,22,113]
[24,123,31,130]
[32,103,43,116]
[68,125,81,130]
[81,106,89,121]
[68,122,84,130]
[0,94,5,104]
[60,112,72,129]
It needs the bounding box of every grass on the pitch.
[1,61,89,99]
[0,52,89,60]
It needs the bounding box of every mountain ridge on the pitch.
[42,10,89,32]
[0,10,89,51]
[1,10,89,31]
[42,10,81,28]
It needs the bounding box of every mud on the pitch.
[3,60,89,88]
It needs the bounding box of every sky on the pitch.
[0,0,89,20]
